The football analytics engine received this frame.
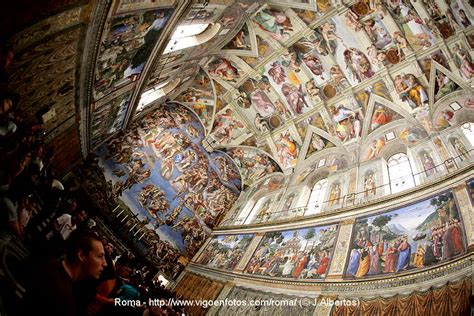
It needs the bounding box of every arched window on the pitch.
[232,199,256,225]
[461,122,474,146]
[163,23,221,54]
[306,179,328,215]
[137,78,181,112]
[387,153,415,194]
[241,196,271,224]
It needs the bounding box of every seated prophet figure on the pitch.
[396,73,428,108]
[329,104,361,142]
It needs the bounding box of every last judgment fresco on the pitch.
[97,103,241,266]
[345,190,466,278]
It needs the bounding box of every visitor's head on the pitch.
[74,210,88,223]
[0,46,14,70]
[65,229,107,279]
[105,242,115,255]
[0,92,19,117]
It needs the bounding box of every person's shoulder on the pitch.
[22,261,75,309]
[32,260,70,285]
[57,213,71,222]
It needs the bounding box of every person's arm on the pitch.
[97,278,116,298]
[94,293,115,304]
[8,220,22,239]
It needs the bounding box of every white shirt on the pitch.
[56,214,76,240]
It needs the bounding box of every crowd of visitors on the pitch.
[0,44,186,316]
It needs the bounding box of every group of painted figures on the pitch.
[100,104,243,278]
[347,202,465,278]
[243,227,338,279]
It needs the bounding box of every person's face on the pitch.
[77,211,87,222]
[81,240,107,279]
[118,265,132,279]
[105,243,114,254]
[3,50,14,69]
[275,13,287,24]
[20,152,32,169]
[1,98,12,116]
[35,146,43,157]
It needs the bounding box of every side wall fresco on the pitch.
[192,177,472,284]
[344,190,466,279]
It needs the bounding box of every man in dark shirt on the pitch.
[16,229,107,316]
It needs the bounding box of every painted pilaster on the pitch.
[192,236,213,263]
[346,167,358,206]
[439,43,459,74]
[453,183,473,246]
[381,73,401,103]
[326,219,355,280]
[432,136,457,172]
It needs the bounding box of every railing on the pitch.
[220,149,473,227]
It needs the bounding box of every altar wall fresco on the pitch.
[97,103,242,270]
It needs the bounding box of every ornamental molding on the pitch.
[186,254,473,298]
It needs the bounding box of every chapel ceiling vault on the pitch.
[83,0,473,182]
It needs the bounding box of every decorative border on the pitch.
[78,0,113,156]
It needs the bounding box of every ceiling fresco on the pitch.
[159,0,472,176]
[93,8,174,100]
[75,0,473,278]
